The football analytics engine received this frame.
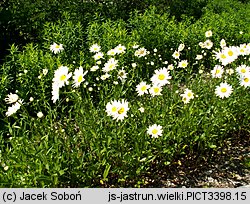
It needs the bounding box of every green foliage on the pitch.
[0,0,250,187]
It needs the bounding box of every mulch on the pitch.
[144,131,250,188]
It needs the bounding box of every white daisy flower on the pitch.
[178,43,185,52]
[132,44,139,49]
[215,82,233,98]
[199,42,205,49]
[89,44,101,53]
[150,67,171,86]
[180,88,194,104]
[238,44,248,56]
[226,68,234,75]
[135,48,148,57]
[107,49,117,56]
[180,94,191,104]
[240,74,250,88]
[136,81,150,96]
[113,99,129,121]
[196,55,203,60]
[149,85,162,97]
[211,65,224,78]
[223,46,239,65]
[72,66,88,88]
[204,39,213,49]
[117,69,127,81]
[183,88,195,100]
[236,65,250,77]
[172,50,180,59]
[100,73,111,80]
[106,99,129,121]
[167,64,174,70]
[50,42,64,54]
[115,44,126,54]
[90,65,99,72]
[6,99,23,117]
[106,100,120,117]
[102,58,118,72]
[205,30,212,38]
[37,112,44,118]
[53,66,72,88]
[5,93,19,104]
[147,124,163,138]
[220,39,227,48]
[138,107,145,113]
[51,82,60,103]
[43,69,48,76]
[93,52,104,60]
[132,63,137,68]
[178,60,188,68]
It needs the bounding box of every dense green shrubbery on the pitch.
[0,0,249,187]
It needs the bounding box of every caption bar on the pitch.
[0,188,249,203]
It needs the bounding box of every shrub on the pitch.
[0,1,249,187]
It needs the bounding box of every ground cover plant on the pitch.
[0,0,249,187]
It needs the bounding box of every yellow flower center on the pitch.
[240,49,245,53]
[141,86,147,91]
[216,69,221,74]
[118,107,125,114]
[228,50,233,56]
[187,92,193,97]
[138,50,145,55]
[152,129,158,134]
[109,64,115,69]
[241,69,246,73]
[181,63,187,67]
[221,87,227,93]
[158,74,165,80]
[60,75,66,81]
[154,87,159,93]
[112,107,117,112]
[78,75,83,83]
[221,54,227,59]
[55,45,60,49]
[244,77,249,83]
[119,72,124,76]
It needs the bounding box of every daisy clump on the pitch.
[215,82,233,99]
[147,124,163,138]
[50,42,64,54]
[106,99,129,121]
